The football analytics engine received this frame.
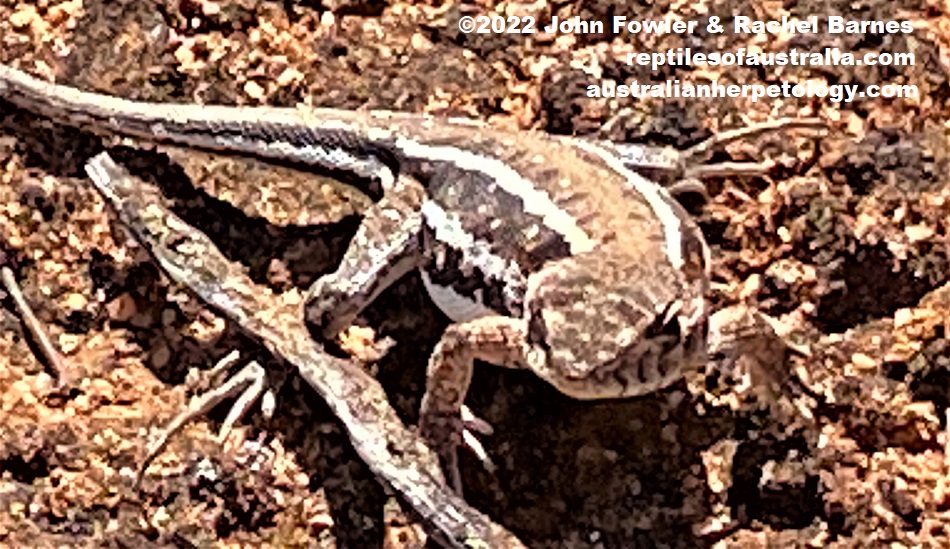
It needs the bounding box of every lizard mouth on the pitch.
[526,299,705,400]
[608,306,707,398]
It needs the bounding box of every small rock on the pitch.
[244,80,266,100]
[106,293,137,322]
[151,343,171,369]
[150,506,171,529]
[851,352,877,372]
[64,292,88,310]
[904,223,934,242]
[8,7,37,29]
[58,333,82,354]
[894,307,914,328]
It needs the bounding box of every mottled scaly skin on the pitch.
[1,63,713,499]
[0,63,710,397]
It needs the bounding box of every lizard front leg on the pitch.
[304,174,428,341]
[85,153,528,547]
[419,315,530,494]
[304,173,510,491]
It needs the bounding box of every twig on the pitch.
[1,264,71,384]
[682,117,827,163]
[85,152,526,549]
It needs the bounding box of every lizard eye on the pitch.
[526,302,550,351]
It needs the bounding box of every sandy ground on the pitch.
[0,0,948,547]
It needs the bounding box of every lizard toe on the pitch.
[420,407,498,493]
[419,412,466,493]
[461,405,496,473]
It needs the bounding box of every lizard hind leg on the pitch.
[135,351,271,489]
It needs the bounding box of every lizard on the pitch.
[80,152,521,548]
[0,64,528,548]
[0,62,819,531]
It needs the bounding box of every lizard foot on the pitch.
[135,351,274,488]
[461,405,496,472]
[420,405,496,495]
[706,304,815,421]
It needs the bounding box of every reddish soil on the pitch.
[1,0,948,547]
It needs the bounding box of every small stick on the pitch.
[684,160,777,180]
[682,117,827,163]
[135,360,266,488]
[1,264,70,384]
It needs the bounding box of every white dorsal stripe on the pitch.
[394,137,596,255]
[570,139,684,269]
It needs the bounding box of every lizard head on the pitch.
[523,254,708,399]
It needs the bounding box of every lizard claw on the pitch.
[461,405,494,435]
[420,406,496,494]
[461,405,496,473]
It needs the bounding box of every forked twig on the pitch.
[84,152,525,549]
[608,117,827,176]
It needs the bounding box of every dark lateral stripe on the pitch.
[420,200,526,320]
[420,159,575,273]
[0,67,396,198]
[395,135,596,256]
[145,119,398,198]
